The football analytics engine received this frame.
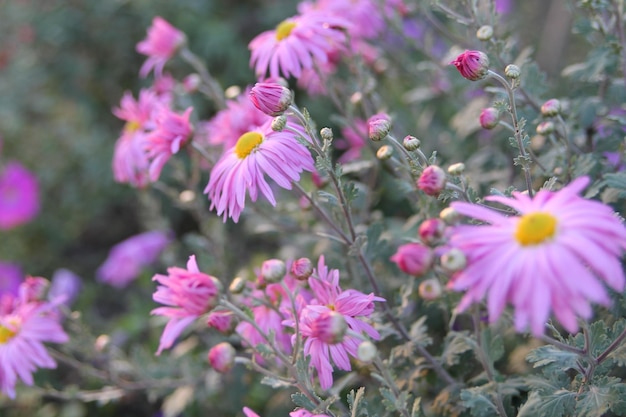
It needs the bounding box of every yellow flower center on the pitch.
[0,325,16,344]
[275,20,297,41]
[514,212,557,246]
[234,132,264,159]
[124,120,141,133]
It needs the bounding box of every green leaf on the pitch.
[575,385,612,417]
[441,331,473,366]
[411,397,424,417]
[409,316,433,347]
[481,327,504,364]
[517,390,576,417]
[348,387,369,417]
[460,387,497,417]
[608,382,626,415]
[526,345,581,374]
[260,376,292,389]
[291,392,317,412]
[380,387,398,412]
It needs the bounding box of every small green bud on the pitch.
[376,145,393,160]
[476,25,493,41]
[504,64,521,79]
[447,163,465,175]
[320,127,333,142]
[403,135,421,151]
[271,115,287,131]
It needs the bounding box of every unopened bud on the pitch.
[390,243,434,276]
[249,82,293,116]
[357,340,377,363]
[447,163,465,176]
[320,127,333,142]
[504,64,521,79]
[229,276,246,294]
[291,258,314,281]
[418,278,442,300]
[367,113,392,141]
[476,25,493,41]
[540,99,561,117]
[403,135,421,151]
[271,115,287,131]
[182,74,202,93]
[376,145,393,160]
[418,165,447,196]
[440,207,460,224]
[418,218,446,245]
[536,121,555,135]
[479,107,499,130]
[260,259,286,284]
[207,310,235,334]
[440,248,467,272]
[312,310,347,344]
[208,342,236,373]
[450,50,490,81]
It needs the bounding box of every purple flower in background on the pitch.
[97,230,172,288]
[0,262,22,298]
[48,269,82,306]
[495,0,512,14]
[0,161,40,230]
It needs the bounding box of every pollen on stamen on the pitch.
[514,212,557,246]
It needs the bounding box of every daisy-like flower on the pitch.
[0,161,39,230]
[249,11,349,79]
[297,256,384,390]
[448,176,626,336]
[204,119,314,223]
[145,106,194,182]
[151,255,222,355]
[136,17,186,78]
[0,281,68,398]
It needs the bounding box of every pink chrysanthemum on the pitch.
[299,0,384,40]
[204,120,314,222]
[449,176,626,336]
[249,11,349,79]
[0,161,39,230]
[136,17,186,78]
[298,256,383,390]
[145,106,194,182]
[151,255,221,354]
[97,230,172,288]
[0,286,68,398]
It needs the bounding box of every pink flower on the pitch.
[418,218,446,245]
[390,242,434,276]
[207,342,236,373]
[417,165,447,196]
[204,120,314,223]
[479,107,499,130]
[0,284,68,398]
[145,106,194,182]
[97,230,172,288]
[249,82,293,116]
[243,407,261,417]
[0,263,22,298]
[299,0,383,40]
[136,17,186,78]
[450,50,490,81]
[335,120,368,163]
[298,256,383,389]
[48,269,81,307]
[206,309,234,333]
[0,161,39,229]
[151,255,222,354]
[449,176,626,336]
[249,11,349,79]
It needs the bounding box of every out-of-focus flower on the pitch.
[136,17,186,78]
[417,165,447,196]
[479,107,499,130]
[97,230,172,288]
[48,269,81,307]
[449,176,626,336]
[260,259,287,284]
[207,342,236,373]
[335,120,368,163]
[450,50,490,81]
[0,263,22,299]
[249,11,348,79]
[418,278,442,300]
[0,281,68,398]
[206,310,234,333]
[204,120,314,223]
[152,255,222,354]
[0,161,39,230]
[145,107,194,182]
[418,218,446,245]
[541,99,561,117]
[19,277,48,304]
[390,242,434,276]
[249,82,293,117]
[291,257,314,281]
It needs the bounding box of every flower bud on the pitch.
[271,115,287,131]
[476,25,493,41]
[208,342,236,373]
[418,218,446,245]
[311,310,347,344]
[367,113,392,141]
[376,145,393,160]
[447,163,465,176]
[182,74,202,93]
[440,207,460,224]
[418,278,442,300]
[20,276,49,302]
[260,259,286,284]
[403,135,421,151]
[357,340,377,363]
[504,64,521,79]
[207,310,235,334]
[249,82,293,117]
[540,99,561,117]
[291,257,314,281]
[418,165,447,196]
[450,50,490,81]
[390,243,434,276]
[229,276,246,294]
[479,107,499,130]
[320,127,333,142]
[440,248,467,272]
[536,121,555,135]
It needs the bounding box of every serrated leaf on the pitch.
[348,387,369,417]
[460,387,497,417]
[517,390,576,417]
[441,331,473,366]
[411,397,424,417]
[608,383,626,415]
[575,385,612,417]
[409,316,433,347]
[481,327,504,364]
[380,387,398,412]
[526,345,580,374]
[316,190,339,206]
[291,392,317,411]
[260,376,292,389]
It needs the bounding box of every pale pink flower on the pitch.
[249,11,349,79]
[0,285,68,398]
[151,255,221,354]
[0,161,39,229]
[97,230,172,288]
[450,50,490,81]
[136,17,185,78]
[449,176,626,336]
[204,120,314,222]
[145,106,194,182]
[299,0,384,40]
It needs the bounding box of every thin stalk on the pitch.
[539,335,586,355]
[373,356,411,417]
[179,48,226,109]
[596,325,626,364]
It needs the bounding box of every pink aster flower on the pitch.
[145,106,193,182]
[450,50,490,81]
[0,161,39,230]
[448,176,626,336]
[136,17,186,78]
[297,256,383,389]
[151,255,222,354]
[0,285,68,398]
[249,11,349,79]
[97,230,172,288]
[204,119,314,222]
